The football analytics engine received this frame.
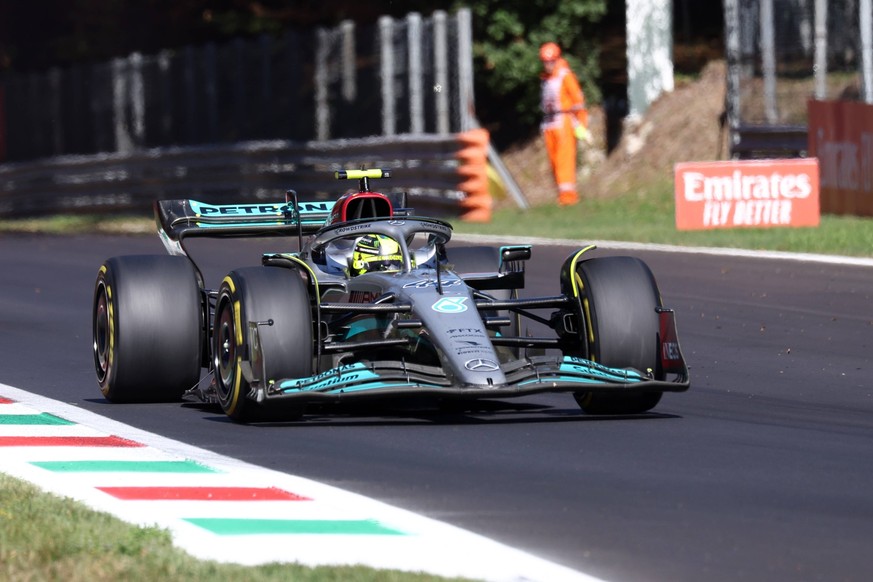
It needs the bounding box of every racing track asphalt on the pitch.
[2,232,872,582]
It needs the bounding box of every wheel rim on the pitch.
[93,282,111,383]
[214,297,237,401]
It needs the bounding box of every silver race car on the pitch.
[93,169,689,422]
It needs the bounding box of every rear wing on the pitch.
[155,198,334,240]
[154,197,334,256]
[155,169,408,256]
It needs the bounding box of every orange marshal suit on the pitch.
[541,58,588,206]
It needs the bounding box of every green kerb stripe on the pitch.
[185,518,406,536]
[0,413,74,425]
[31,460,218,473]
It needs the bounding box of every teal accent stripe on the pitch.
[31,460,219,473]
[327,381,445,394]
[0,413,73,425]
[185,518,406,536]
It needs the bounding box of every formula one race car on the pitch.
[92,169,689,422]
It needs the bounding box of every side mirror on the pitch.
[501,246,532,263]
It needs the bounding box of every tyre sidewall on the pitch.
[578,256,661,372]
[94,256,203,403]
[573,256,664,414]
[213,267,313,421]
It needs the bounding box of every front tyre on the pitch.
[571,256,663,415]
[93,255,203,403]
[213,267,313,423]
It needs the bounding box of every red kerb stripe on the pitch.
[0,436,143,447]
[97,486,310,501]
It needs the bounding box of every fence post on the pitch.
[69,64,86,153]
[407,12,424,134]
[456,8,475,132]
[157,50,172,142]
[48,68,63,155]
[259,34,273,137]
[315,27,330,140]
[91,64,110,153]
[760,0,778,123]
[433,11,450,135]
[112,57,133,153]
[862,0,873,103]
[130,53,145,147]
[232,39,246,139]
[283,31,304,140]
[814,0,828,100]
[379,16,396,136]
[185,45,198,143]
[204,44,218,142]
[724,0,741,155]
[341,21,356,103]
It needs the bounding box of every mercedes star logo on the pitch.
[464,358,499,372]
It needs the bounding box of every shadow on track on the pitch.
[178,397,680,427]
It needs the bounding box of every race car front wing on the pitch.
[230,297,690,408]
[240,354,689,406]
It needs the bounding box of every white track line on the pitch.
[453,233,873,268]
[0,382,605,582]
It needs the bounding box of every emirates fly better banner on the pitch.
[674,159,820,230]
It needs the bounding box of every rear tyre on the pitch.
[93,255,203,403]
[212,267,313,423]
[571,256,663,415]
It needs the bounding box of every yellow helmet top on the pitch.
[350,234,403,276]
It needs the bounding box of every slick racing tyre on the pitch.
[213,267,313,423]
[571,256,663,415]
[93,255,203,403]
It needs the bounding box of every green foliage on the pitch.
[463,0,607,132]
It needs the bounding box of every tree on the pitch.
[464,0,606,141]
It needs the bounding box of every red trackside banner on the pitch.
[808,99,873,216]
[673,158,820,231]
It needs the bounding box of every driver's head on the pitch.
[350,234,402,276]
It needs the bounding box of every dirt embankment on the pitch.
[500,61,730,207]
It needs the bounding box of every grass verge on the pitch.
[454,178,873,258]
[0,473,461,581]
[0,214,155,235]
[4,180,872,258]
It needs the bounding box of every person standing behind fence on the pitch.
[539,42,589,206]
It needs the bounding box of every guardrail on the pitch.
[0,134,473,218]
[730,124,808,159]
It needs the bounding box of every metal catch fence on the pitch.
[724,0,873,158]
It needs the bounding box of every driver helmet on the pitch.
[350,234,403,276]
